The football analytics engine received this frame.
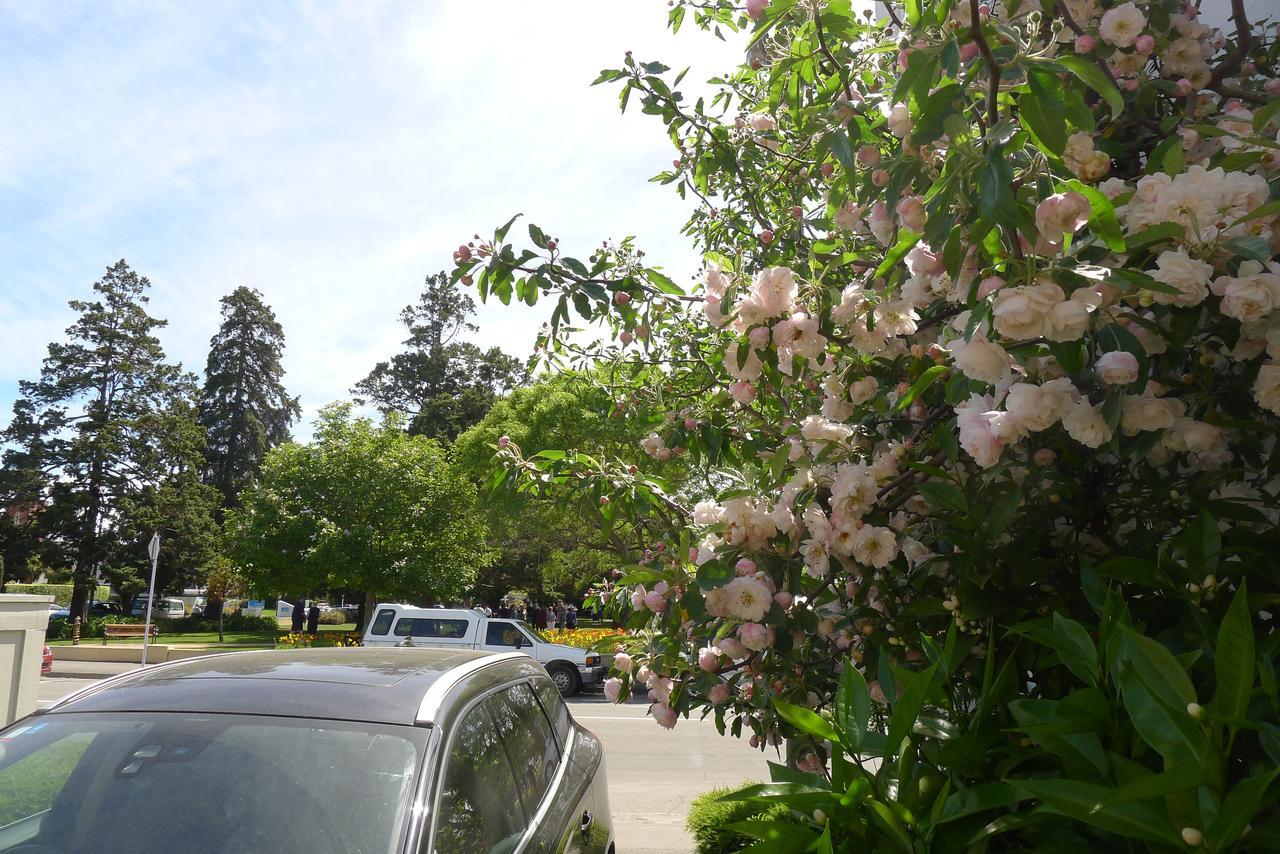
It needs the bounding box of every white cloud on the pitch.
[0,1,743,435]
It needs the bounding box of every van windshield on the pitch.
[517,621,551,643]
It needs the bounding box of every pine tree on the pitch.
[198,286,300,507]
[0,260,203,618]
[353,272,526,440]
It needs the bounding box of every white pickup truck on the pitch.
[362,604,606,696]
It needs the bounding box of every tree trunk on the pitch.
[218,610,225,643]
[360,590,378,635]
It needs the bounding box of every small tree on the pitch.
[203,557,247,643]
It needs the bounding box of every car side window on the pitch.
[434,697,527,854]
[488,683,560,816]
[484,622,523,647]
[532,676,572,750]
[369,609,395,636]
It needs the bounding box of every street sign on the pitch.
[147,532,161,562]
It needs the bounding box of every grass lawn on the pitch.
[48,624,358,647]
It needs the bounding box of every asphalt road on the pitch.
[38,659,769,853]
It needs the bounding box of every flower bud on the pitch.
[1186,702,1205,720]
[759,229,775,244]
[614,291,631,305]
[1181,827,1203,846]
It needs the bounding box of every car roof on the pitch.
[380,606,485,619]
[41,648,531,727]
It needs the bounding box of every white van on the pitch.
[362,604,606,696]
[131,596,187,619]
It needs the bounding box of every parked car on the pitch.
[41,644,53,675]
[47,601,125,622]
[0,648,614,854]
[130,596,187,618]
[362,604,605,696]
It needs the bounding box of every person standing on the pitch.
[306,602,321,636]
[566,605,577,629]
[291,596,306,632]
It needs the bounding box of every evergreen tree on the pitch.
[198,286,300,507]
[0,260,207,618]
[353,272,526,440]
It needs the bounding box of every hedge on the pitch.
[5,584,111,606]
[686,786,790,854]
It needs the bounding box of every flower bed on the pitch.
[541,627,626,650]
[275,631,362,649]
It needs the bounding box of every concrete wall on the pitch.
[0,594,54,727]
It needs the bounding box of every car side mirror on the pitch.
[397,636,415,648]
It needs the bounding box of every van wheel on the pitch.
[549,665,580,697]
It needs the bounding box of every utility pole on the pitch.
[141,532,161,667]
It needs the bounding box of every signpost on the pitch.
[141,532,161,667]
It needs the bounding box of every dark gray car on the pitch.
[0,648,614,854]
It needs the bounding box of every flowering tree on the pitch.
[457,1,1280,848]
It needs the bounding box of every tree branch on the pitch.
[970,0,1001,131]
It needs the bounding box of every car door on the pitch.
[529,677,610,854]
[482,620,533,654]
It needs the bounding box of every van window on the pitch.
[392,618,469,639]
[484,622,527,647]
[369,609,396,636]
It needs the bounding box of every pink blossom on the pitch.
[868,680,887,703]
[718,636,747,659]
[688,546,700,563]
[630,585,647,610]
[453,244,472,263]
[1096,351,1140,385]
[614,652,633,673]
[1074,34,1096,54]
[959,42,980,63]
[729,381,756,404]
[896,195,927,232]
[644,591,668,612]
[1034,192,1091,244]
[739,622,775,651]
[857,145,880,166]
[773,590,792,608]
[496,435,511,449]
[735,558,757,574]
[603,678,624,703]
[649,702,679,729]
[872,169,890,187]
[1134,35,1154,54]
[698,646,721,671]
[746,0,769,22]
[977,276,1005,299]
[748,326,772,350]
[708,682,732,705]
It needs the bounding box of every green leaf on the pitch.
[935,783,1028,825]
[827,128,855,173]
[893,364,948,412]
[1225,235,1271,262]
[773,700,841,743]
[696,560,735,590]
[645,268,685,296]
[836,660,871,748]
[886,662,939,755]
[1054,55,1124,119]
[1017,779,1181,845]
[1052,612,1100,686]
[1230,199,1280,229]
[1124,221,1186,251]
[1022,70,1068,155]
[1097,763,1206,809]
[1215,579,1255,723]
[918,481,967,512]
[1063,179,1124,252]
[1118,628,1196,707]
[1208,767,1280,849]
[874,228,923,279]
[984,485,1021,538]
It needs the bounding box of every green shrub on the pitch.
[45,616,147,640]
[686,785,789,854]
[318,608,346,625]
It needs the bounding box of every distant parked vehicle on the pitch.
[131,596,187,619]
[362,604,605,696]
[48,601,125,622]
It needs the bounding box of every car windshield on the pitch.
[0,712,424,854]
[516,621,551,643]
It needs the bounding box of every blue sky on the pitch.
[0,1,741,436]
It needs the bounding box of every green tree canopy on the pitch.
[353,272,526,440]
[199,285,300,508]
[454,369,689,602]
[0,260,214,616]
[225,403,493,610]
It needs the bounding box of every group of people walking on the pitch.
[496,601,577,629]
